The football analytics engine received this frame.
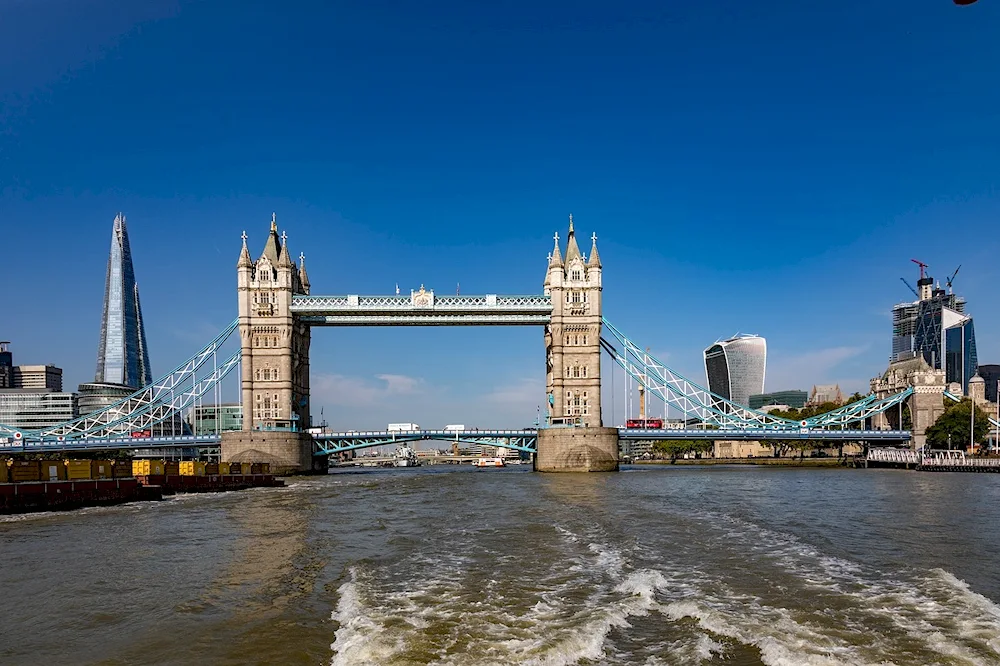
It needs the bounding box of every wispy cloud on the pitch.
[766,345,869,392]
[312,372,426,408]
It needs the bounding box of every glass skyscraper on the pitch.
[704,335,767,408]
[94,213,152,388]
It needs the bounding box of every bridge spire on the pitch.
[278,231,294,267]
[548,231,563,267]
[238,230,252,268]
[298,252,310,290]
[587,231,601,268]
[260,214,282,264]
[564,213,582,263]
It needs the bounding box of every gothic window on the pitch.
[565,335,570,345]
[571,269,581,281]
[583,335,588,345]
[565,293,571,303]
[582,292,588,303]
[582,366,588,378]
[565,366,571,378]
[572,292,581,304]
[255,369,261,381]
[573,366,580,378]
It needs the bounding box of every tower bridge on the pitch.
[1,212,956,473]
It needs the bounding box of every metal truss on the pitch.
[291,294,552,326]
[314,430,538,455]
[943,391,1000,429]
[619,428,910,441]
[1,320,240,440]
[602,318,915,432]
[0,434,221,455]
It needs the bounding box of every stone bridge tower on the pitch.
[537,215,618,472]
[870,356,946,451]
[543,215,603,426]
[222,215,317,474]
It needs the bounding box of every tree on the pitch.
[924,398,991,450]
[652,439,714,461]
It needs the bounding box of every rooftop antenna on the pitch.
[911,258,929,280]
[946,265,962,293]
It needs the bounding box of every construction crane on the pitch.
[911,258,929,280]
[899,277,919,299]
[946,265,962,293]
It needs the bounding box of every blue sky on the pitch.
[2,0,998,429]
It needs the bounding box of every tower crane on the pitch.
[899,278,919,299]
[946,265,962,293]
[911,258,929,280]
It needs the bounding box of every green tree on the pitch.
[652,439,714,461]
[924,398,991,450]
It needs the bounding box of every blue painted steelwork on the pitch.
[291,294,552,326]
[314,430,538,456]
[0,320,239,440]
[618,429,910,441]
[0,434,221,455]
[602,318,915,432]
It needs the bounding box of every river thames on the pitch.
[2,465,999,665]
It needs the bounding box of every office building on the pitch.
[79,213,154,415]
[13,365,63,391]
[0,389,78,430]
[892,264,977,394]
[749,390,808,410]
[977,364,1000,404]
[0,341,12,389]
[704,335,766,407]
[192,404,243,434]
[95,213,152,389]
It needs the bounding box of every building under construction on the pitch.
[892,260,978,394]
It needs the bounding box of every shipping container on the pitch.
[204,463,219,475]
[216,462,231,475]
[40,461,67,482]
[163,461,180,476]
[133,460,165,476]
[65,460,93,480]
[250,463,270,474]
[112,459,133,478]
[235,462,252,475]
[92,460,113,479]
[179,461,207,476]
[9,460,40,483]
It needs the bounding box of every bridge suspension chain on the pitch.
[601,318,914,431]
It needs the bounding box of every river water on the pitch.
[2,465,1000,665]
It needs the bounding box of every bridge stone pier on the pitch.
[871,356,946,451]
[220,216,321,474]
[537,216,618,472]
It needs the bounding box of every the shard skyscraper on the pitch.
[94,213,152,388]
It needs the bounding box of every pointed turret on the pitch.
[564,213,582,263]
[260,212,282,264]
[548,231,563,267]
[299,252,310,290]
[238,230,253,268]
[587,232,601,268]
[278,230,294,268]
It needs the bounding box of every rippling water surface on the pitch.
[2,465,1000,665]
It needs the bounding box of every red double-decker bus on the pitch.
[626,418,663,429]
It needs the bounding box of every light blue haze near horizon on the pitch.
[2,0,998,430]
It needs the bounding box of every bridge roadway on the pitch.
[0,428,911,456]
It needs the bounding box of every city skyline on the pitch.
[3,1,999,429]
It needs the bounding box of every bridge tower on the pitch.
[221,215,318,474]
[536,215,618,472]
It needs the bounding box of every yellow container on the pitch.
[0,460,9,483]
[217,462,231,475]
[164,461,180,476]
[113,459,133,478]
[236,462,252,475]
[91,460,113,479]
[9,460,40,483]
[204,463,219,475]
[132,460,165,476]
[40,461,67,482]
[250,463,269,474]
[65,460,93,480]
[179,461,207,476]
